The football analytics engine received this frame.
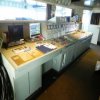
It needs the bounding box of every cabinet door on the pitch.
[29,65,42,95]
[52,54,62,72]
[80,37,91,53]
[86,37,91,49]
[84,38,89,51]
[61,46,70,69]
[74,41,84,58]
[42,60,53,73]
[81,39,86,52]
[61,50,67,68]
[73,42,80,59]
[67,45,74,64]
[64,45,74,66]
[14,73,29,100]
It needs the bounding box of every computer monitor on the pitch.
[29,23,41,38]
[8,25,23,43]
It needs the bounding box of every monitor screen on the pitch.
[29,23,41,38]
[8,25,23,42]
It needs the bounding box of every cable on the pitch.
[0,65,14,100]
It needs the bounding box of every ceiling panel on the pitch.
[35,0,100,8]
[71,0,100,7]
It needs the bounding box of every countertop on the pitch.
[1,30,92,70]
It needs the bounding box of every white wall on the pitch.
[88,25,100,44]
[98,28,100,42]
[92,8,100,13]
[82,10,92,31]
[87,8,100,44]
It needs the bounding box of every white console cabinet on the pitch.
[1,34,92,100]
[52,36,92,72]
[1,54,42,100]
[51,44,74,72]
[73,36,92,60]
[44,36,92,73]
[14,65,42,100]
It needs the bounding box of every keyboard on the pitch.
[36,45,53,53]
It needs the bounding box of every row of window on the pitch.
[0,0,72,20]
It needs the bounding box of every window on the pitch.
[55,6,72,17]
[90,13,100,25]
[0,0,46,20]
